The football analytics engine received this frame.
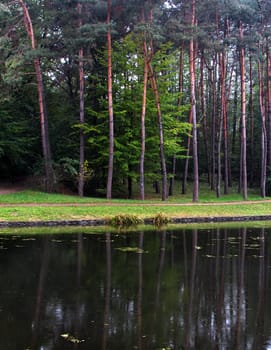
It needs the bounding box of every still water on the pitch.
[1,226,271,349]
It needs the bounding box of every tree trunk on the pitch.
[170,45,184,196]
[106,0,114,199]
[266,50,271,193]
[218,50,229,195]
[210,66,217,191]
[148,62,168,201]
[199,51,211,186]
[267,51,271,169]
[18,0,54,192]
[217,97,223,198]
[248,56,254,186]
[78,3,85,197]
[258,59,267,197]
[190,0,199,202]
[239,22,247,200]
[140,37,148,201]
[182,109,192,194]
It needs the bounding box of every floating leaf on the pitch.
[60,333,85,344]
[115,247,147,254]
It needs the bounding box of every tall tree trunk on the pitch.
[239,22,247,200]
[18,0,54,192]
[145,0,167,201]
[148,62,168,201]
[199,51,211,186]
[210,66,217,191]
[106,0,114,199]
[266,49,271,193]
[169,44,184,196]
[78,3,85,197]
[218,50,228,196]
[232,72,238,157]
[140,37,148,201]
[248,56,255,186]
[267,50,271,169]
[258,59,267,197]
[216,84,223,198]
[190,0,199,202]
[182,110,192,194]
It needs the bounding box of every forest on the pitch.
[0,0,271,201]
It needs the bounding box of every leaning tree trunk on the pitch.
[106,0,114,200]
[18,0,54,192]
[78,2,85,197]
[146,0,167,201]
[148,62,168,201]
[239,21,247,200]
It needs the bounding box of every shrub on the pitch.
[109,214,143,227]
[153,212,170,227]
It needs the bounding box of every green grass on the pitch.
[0,186,268,204]
[0,201,270,222]
[0,183,270,223]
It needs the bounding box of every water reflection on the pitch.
[0,226,271,349]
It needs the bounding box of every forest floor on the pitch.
[0,181,26,194]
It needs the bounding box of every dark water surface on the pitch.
[1,226,271,349]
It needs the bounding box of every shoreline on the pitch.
[1,214,271,227]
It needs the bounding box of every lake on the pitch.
[0,225,271,349]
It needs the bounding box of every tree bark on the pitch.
[148,62,168,201]
[258,58,267,197]
[199,51,211,186]
[248,56,255,186]
[169,44,184,196]
[106,0,114,199]
[78,2,85,197]
[239,21,247,200]
[18,0,54,192]
[140,37,148,201]
[190,0,199,202]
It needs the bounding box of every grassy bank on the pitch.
[0,188,270,222]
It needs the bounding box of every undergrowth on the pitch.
[109,214,143,227]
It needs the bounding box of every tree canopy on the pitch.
[1,0,271,199]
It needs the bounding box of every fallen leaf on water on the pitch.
[60,333,85,344]
[115,247,147,254]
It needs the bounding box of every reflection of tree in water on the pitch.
[2,227,271,349]
[180,227,271,349]
[30,237,50,349]
[102,232,111,350]
[252,228,267,349]
[137,232,144,350]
